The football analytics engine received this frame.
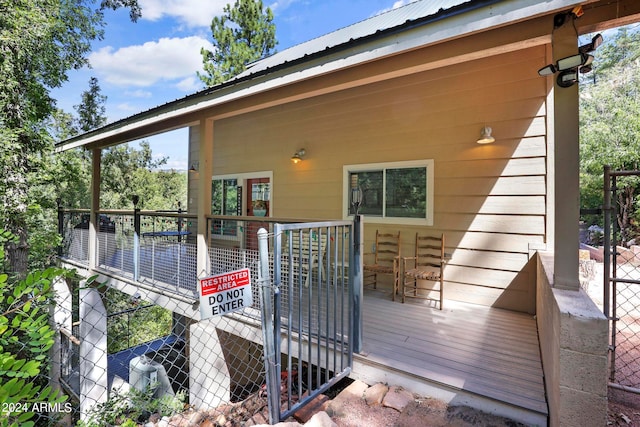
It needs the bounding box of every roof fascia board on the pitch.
[56,0,580,152]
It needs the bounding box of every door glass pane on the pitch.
[385,167,426,218]
[251,182,270,216]
[211,179,238,236]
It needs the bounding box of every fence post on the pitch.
[257,227,280,424]
[133,195,140,281]
[177,201,183,243]
[57,198,64,256]
[351,215,363,353]
[603,165,611,319]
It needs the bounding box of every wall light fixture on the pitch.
[477,126,495,144]
[291,149,306,164]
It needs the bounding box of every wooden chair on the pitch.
[364,230,400,297]
[401,233,445,309]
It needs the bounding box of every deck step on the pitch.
[351,354,548,426]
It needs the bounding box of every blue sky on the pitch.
[53,0,414,169]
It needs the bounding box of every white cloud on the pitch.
[116,102,139,112]
[139,0,227,28]
[89,36,212,88]
[269,0,299,13]
[176,76,203,92]
[376,0,414,16]
[124,89,153,98]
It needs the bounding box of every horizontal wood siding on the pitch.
[211,44,547,313]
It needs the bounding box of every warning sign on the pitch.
[199,268,252,320]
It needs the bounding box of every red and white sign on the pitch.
[199,268,252,320]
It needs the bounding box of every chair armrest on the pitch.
[402,256,417,269]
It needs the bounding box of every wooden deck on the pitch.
[356,289,547,424]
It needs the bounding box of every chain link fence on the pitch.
[48,270,271,426]
[604,167,640,393]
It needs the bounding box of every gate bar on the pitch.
[257,228,280,424]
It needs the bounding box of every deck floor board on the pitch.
[360,289,547,416]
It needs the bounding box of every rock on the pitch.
[364,383,388,406]
[188,411,205,426]
[304,411,336,427]
[325,380,368,417]
[382,386,414,412]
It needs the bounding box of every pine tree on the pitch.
[198,0,277,86]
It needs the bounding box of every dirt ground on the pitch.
[608,388,640,426]
[327,395,529,427]
[586,262,640,426]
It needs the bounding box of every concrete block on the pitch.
[559,386,607,427]
[556,289,608,355]
[559,348,608,395]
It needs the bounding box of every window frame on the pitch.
[342,160,434,226]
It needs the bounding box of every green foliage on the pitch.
[580,28,640,240]
[199,0,277,86]
[0,0,140,278]
[0,230,70,427]
[75,77,108,132]
[105,288,172,354]
[78,385,186,427]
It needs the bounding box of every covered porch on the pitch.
[57,209,546,425]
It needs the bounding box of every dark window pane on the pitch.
[349,171,383,216]
[385,168,426,218]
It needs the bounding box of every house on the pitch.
[55,1,640,426]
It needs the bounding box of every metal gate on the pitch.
[603,165,640,392]
[257,219,361,423]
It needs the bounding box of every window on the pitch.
[343,160,434,225]
[211,178,239,237]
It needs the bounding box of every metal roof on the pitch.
[237,0,475,78]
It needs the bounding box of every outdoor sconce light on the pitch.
[189,162,199,172]
[476,126,495,144]
[537,33,603,88]
[291,149,306,164]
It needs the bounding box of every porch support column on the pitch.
[88,148,102,270]
[79,285,108,421]
[196,118,213,279]
[552,20,579,290]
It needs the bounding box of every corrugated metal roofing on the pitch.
[238,0,474,78]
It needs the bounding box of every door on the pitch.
[246,178,270,250]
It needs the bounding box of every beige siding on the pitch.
[208,44,547,313]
